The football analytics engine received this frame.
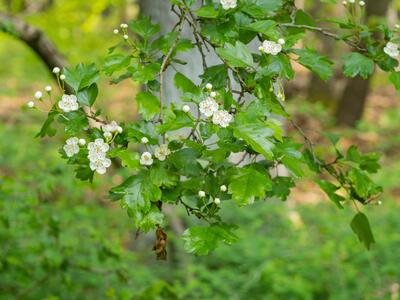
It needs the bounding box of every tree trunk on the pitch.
[335,0,392,126]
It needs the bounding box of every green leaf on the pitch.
[130,205,164,232]
[103,54,131,76]
[293,49,334,81]
[129,16,160,40]
[174,72,199,95]
[316,180,345,209]
[131,63,160,84]
[233,121,275,159]
[108,148,140,170]
[244,20,277,36]
[169,148,202,176]
[267,176,295,201]
[216,41,254,68]
[150,163,179,188]
[228,167,271,206]
[182,223,238,256]
[77,83,98,106]
[350,212,375,250]
[195,5,219,18]
[242,0,283,18]
[389,71,400,93]
[346,146,380,173]
[348,168,373,199]
[110,171,161,213]
[63,63,99,92]
[136,91,160,121]
[343,53,374,79]
[36,110,58,137]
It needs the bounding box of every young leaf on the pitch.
[350,212,375,250]
[63,63,99,92]
[316,179,345,209]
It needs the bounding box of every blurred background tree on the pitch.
[1,0,400,299]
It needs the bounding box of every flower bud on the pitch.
[60,74,66,80]
[141,137,149,144]
[52,67,60,74]
[220,185,227,192]
[198,190,205,197]
[359,1,365,6]
[113,29,119,34]
[27,101,35,108]
[278,38,285,45]
[210,91,217,98]
[120,23,128,29]
[214,198,221,205]
[206,83,213,90]
[117,126,123,133]
[104,131,112,139]
[258,46,264,52]
[45,85,52,92]
[78,138,86,146]
[34,91,42,99]
[182,105,190,113]
[123,34,129,40]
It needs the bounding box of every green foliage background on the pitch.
[1,0,400,299]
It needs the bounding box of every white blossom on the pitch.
[262,40,282,56]
[214,198,221,205]
[60,74,66,80]
[384,42,399,58]
[90,157,112,175]
[220,0,237,10]
[27,101,35,108]
[63,137,80,157]
[34,91,42,99]
[154,144,171,161]
[58,94,79,112]
[212,110,233,128]
[87,138,111,174]
[206,83,213,90]
[141,137,149,144]
[102,121,120,134]
[220,185,227,192]
[199,97,219,117]
[198,190,206,197]
[182,104,190,113]
[45,85,52,92]
[140,152,153,166]
[52,67,60,74]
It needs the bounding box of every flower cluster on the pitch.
[58,94,79,113]
[63,137,80,157]
[260,40,283,56]
[102,120,123,139]
[87,139,111,174]
[199,87,234,128]
[220,0,237,10]
[384,42,399,58]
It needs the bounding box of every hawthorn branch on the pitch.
[279,23,366,52]
[158,10,185,125]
